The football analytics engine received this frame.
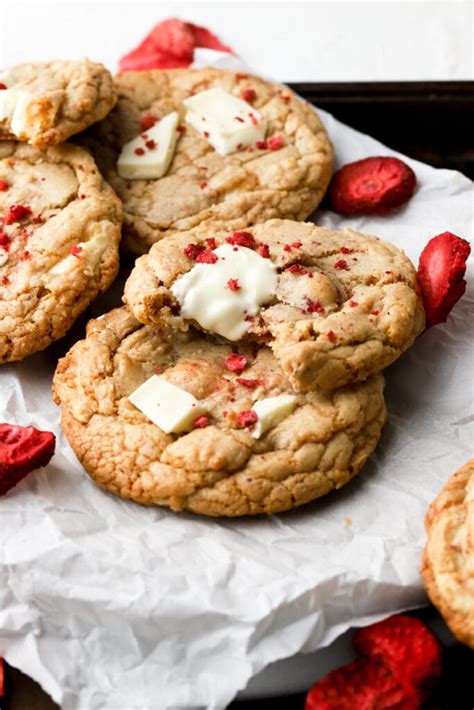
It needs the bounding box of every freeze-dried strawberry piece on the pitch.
[258,243,270,258]
[236,410,258,428]
[119,18,232,72]
[236,378,264,389]
[193,415,209,429]
[241,88,257,102]
[196,249,217,264]
[0,180,9,191]
[417,232,471,328]
[226,231,256,249]
[183,242,205,260]
[226,278,240,291]
[4,204,32,224]
[305,656,420,710]
[329,156,416,215]
[140,115,157,131]
[0,423,56,496]
[225,353,248,373]
[353,614,442,699]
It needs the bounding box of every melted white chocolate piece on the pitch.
[171,244,277,341]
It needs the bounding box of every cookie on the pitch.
[0,141,122,363]
[52,307,386,517]
[421,459,474,648]
[83,68,333,254]
[0,60,116,147]
[124,219,425,392]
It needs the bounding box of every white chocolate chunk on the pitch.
[49,230,110,276]
[251,395,298,439]
[0,88,32,137]
[171,243,277,341]
[117,111,180,180]
[183,88,267,156]
[128,375,206,434]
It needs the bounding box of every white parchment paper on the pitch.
[1,60,473,708]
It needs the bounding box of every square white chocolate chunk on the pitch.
[183,88,267,156]
[251,395,297,439]
[117,111,180,180]
[128,375,206,434]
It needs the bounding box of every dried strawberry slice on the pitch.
[119,18,232,72]
[353,615,442,700]
[0,423,56,496]
[305,656,421,710]
[417,232,471,328]
[328,156,416,215]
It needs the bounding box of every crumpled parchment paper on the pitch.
[0,51,473,710]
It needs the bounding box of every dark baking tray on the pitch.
[288,81,474,179]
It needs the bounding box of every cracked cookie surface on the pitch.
[0,60,116,147]
[124,219,425,392]
[83,68,333,255]
[0,141,122,363]
[421,459,474,648]
[52,307,386,517]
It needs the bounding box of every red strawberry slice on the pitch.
[119,18,232,73]
[0,423,56,495]
[417,232,471,328]
[305,656,421,710]
[328,156,416,215]
[353,615,442,700]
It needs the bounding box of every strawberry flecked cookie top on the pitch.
[124,218,425,392]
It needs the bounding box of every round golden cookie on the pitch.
[124,219,425,393]
[0,60,116,147]
[83,68,333,254]
[0,141,122,363]
[421,459,474,648]
[52,307,386,517]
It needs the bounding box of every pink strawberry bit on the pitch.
[32,214,43,224]
[203,131,210,138]
[348,300,359,308]
[234,116,244,123]
[0,233,11,250]
[283,241,303,253]
[279,93,290,103]
[241,88,257,102]
[334,259,349,270]
[140,115,157,131]
[1,275,9,285]
[248,113,258,126]
[205,237,217,249]
[226,278,240,292]
[255,140,268,150]
[196,250,217,264]
[305,298,325,314]
[235,73,248,81]
[177,124,186,135]
[327,330,336,343]
[199,181,208,190]
[155,366,163,374]
[268,135,284,150]
[339,246,353,254]
[4,205,32,224]
[225,353,248,373]
[371,310,380,316]
[226,231,256,249]
[0,180,8,191]
[69,245,83,258]
[236,378,264,389]
[145,139,157,150]
[287,262,309,275]
[183,242,205,260]
[258,243,270,258]
[20,250,30,260]
[193,415,209,429]
[134,147,145,156]
[236,409,258,428]
[0,83,7,90]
